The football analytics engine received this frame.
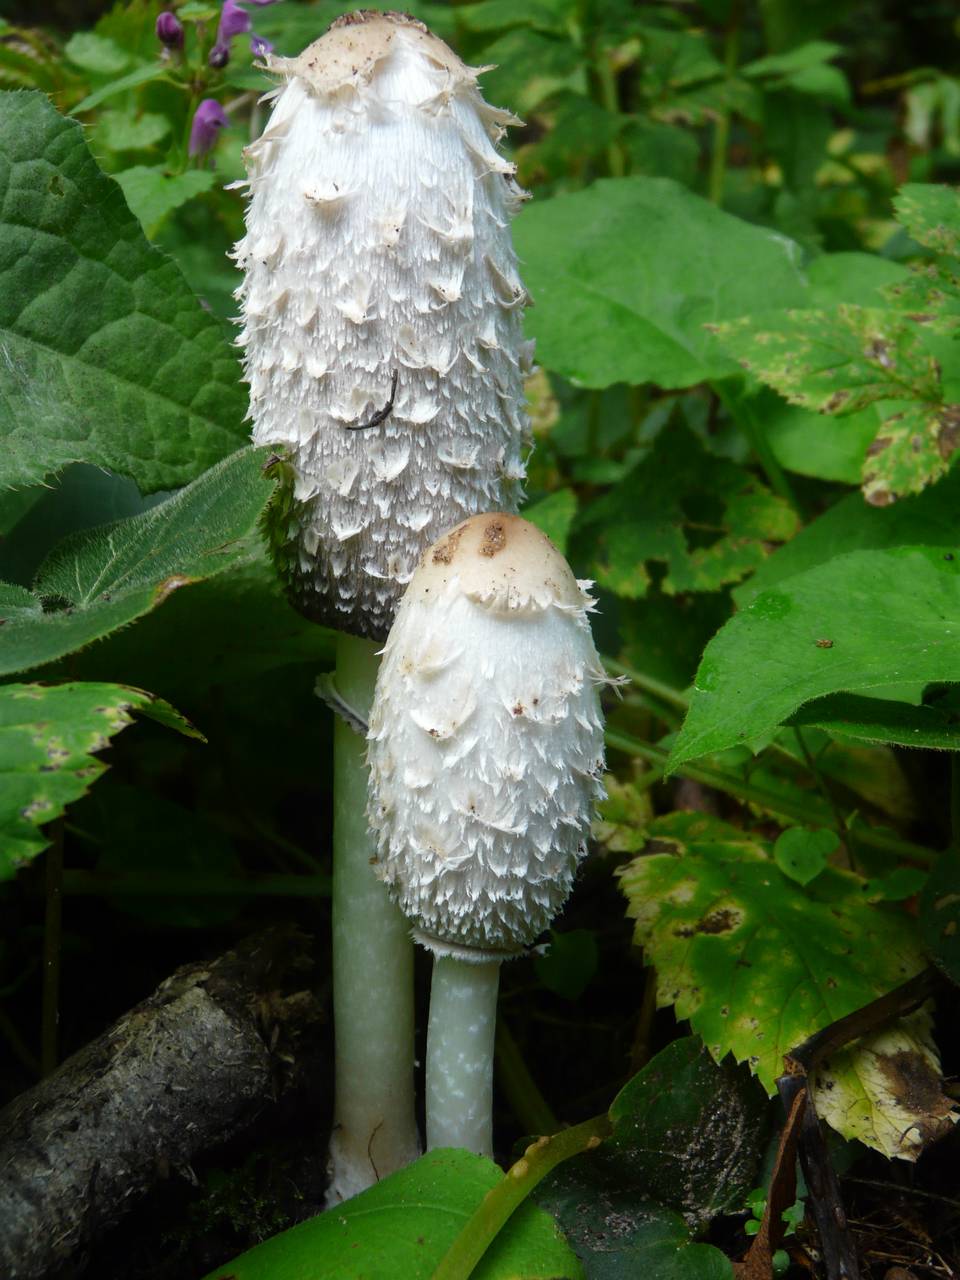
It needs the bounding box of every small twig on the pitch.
[767,969,942,1280]
[346,370,399,431]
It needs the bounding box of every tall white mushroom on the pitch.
[367,514,607,1155]
[233,11,532,1202]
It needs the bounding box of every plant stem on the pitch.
[606,728,937,866]
[41,819,64,1077]
[714,382,799,512]
[708,0,744,206]
[427,954,501,1157]
[495,1016,559,1137]
[431,1114,612,1280]
[326,632,419,1204]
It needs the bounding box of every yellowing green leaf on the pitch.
[617,811,950,1156]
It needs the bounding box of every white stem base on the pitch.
[426,954,501,1158]
[326,633,419,1205]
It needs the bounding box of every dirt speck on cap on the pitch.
[431,525,466,565]
[479,519,507,557]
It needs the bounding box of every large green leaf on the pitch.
[618,812,954,1157]
[202,1148,582,1280]
[0,446,276,677]
[670,547,960,768]
[736,465,960,606]
[0,90,246,490]
[535,1160,732,1280]
[513,177,808,390]
[0,680,199,876]
[605,1037,767,1226]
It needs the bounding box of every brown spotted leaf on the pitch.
[862,401,960,506]
[0,681,200,876]
[617,811,952,1157]
[713,305,940,416]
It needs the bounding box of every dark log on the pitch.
[0,927,325,1280]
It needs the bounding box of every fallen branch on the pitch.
[0,927,324,1280]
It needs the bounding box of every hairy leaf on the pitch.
[202,1148,582,1280]
[618,812,951,1156]
[0,680,199,876]
[0,447,276,677]
[0,90,245,490]
[670,548,960,768]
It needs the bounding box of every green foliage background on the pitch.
[3,0,960,1276]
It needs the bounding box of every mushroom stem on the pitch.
[327,632,419,1203]
[426,953,502,1157]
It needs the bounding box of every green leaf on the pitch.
[606,1037,767,1225]
[70,62,171,114]
[93,109,171,153]
[772,826,839,884]
[670,548,960,769]
[713,305,957,503]
[0,90,246,489]
[714,305,941,416]
[920,851,960,984]
[618,812,950,1156]
[581,427,799,600]
[64,33,130,75]
[513,177,808,390]
[787,692,960,751]
[736,466,960,607]
[522,489,577,555]
[893,183,960,257]
[202,1148,582,1280]
[0,446,276,677]
[0,680,198,876]
[535,1157,732,1280]
[113,166,216,237]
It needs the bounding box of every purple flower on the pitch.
[189,98,229,158]
[217,0,251,43]
[250,33,273,58]
[155,11,184,50]
[208,42,230,68]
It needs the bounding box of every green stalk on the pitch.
[707,0,744,206]
[431,1114,612,1280]
[326,633,419,1203]
[606,728,937,866]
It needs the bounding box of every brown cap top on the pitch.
[407,513,584,613]
[267,9,476,97]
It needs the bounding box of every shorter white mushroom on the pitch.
[367,513,607,1155]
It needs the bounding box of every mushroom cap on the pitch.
[236,11,531,641]
[367,514,606,959]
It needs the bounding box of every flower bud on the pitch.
[367,514,606,959]
[156,11,184,50]
[189,99,229,157]
[234,12,533,640]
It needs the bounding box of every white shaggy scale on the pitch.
[235,12,532,639]
[368,514,607,956]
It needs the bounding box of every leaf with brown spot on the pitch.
[617,811,953,1156]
